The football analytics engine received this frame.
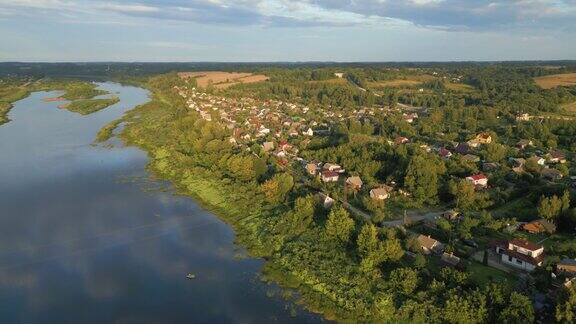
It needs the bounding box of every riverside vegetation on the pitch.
[0,79,117,124]
[100,65,576,323]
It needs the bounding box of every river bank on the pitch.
[107,74,390,322]
[0,81,323,323]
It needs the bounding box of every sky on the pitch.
[0,0,575,62]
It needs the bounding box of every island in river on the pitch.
[0,81,325,323]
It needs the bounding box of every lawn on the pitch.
[467,260,517,287]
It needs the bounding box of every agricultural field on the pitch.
[534,73,576,89]
[368,74,435,88]
[178,71,269,89]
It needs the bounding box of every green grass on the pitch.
[467,260,516,287]
[60,83,107,100]
[63,97,119,115]
[95,119,122,142]
[492,197,535,220]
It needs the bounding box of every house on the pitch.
[439,148,453,159]
[558,259,576,275]
[517,139,533,150]
[323,163,344,173]
[465,174,488,189]
[417,235,444,255]
[262,141,275,152]
[305,163,318,176]
[370,186,393,200]
[321,170,339,183]
[516,113,531,121]
[527,156,546,166]
[441,252,461,267]
[521,219,556,234]
[442,210,461,221]
[483,162,500,172]
[346,176,363,190]
[474,132,493,145]
[303,128,314,136]
[334,72,345,78]
[548,150,567,164]
[317,193,335,209]
[454,142,471,155]
[541,168,563,181]
[463,154,481,163]
[494,239,544,272]
[395,136,410,145]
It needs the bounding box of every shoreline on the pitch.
[108,87,362,322]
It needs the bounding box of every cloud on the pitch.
[308,0,576,31]
[0,0,574,31]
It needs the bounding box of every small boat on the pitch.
[186,273,196,280]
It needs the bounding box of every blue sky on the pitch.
[0,0,575,62]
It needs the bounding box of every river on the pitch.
[0,82,324,323]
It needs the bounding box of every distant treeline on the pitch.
[1,61,576,78]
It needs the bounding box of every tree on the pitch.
[498,292,534,324]
[449,179,476,210]
[538,195,563,221]
[562,190,571,213]
[389,267,419,294]
[414,253,427,269]
[404,153,446,205]
[357,224,403,272]
[485,143,507,162]
[556,285,576,323]
[443,290,487,324]
[261,173,294,204]
[283,195,315,236]
[325,206,355,244]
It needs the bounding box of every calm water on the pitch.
[0,83,323,323]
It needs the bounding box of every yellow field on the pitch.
[178,71,269,89]
[368,75,435,88]
[534,73,576,89]
[561,101,576,113]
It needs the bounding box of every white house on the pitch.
[370,186,393,200]
[495,239,544,272]
[465,174,488,189]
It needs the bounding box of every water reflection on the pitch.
[0,83,323,323]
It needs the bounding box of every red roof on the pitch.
[468,174,487,181]
[322,170,339,178]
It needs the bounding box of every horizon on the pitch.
[1,0,575,62]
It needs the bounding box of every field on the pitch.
[178,71,269,89]
[368,75,435,88]
[534,73,576,89]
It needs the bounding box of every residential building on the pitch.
[370,186,392,200]
[558,259,576,275]
[417,235,444,255]
[521,219,556,234]
[321,170,339,183]
[346,176,363,190]
[465,174,488,189]
[495,239,544,272]
[305,163,318,176]
[541,168,563,181]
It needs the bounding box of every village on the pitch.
[174,72,576,317]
